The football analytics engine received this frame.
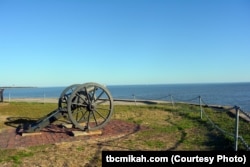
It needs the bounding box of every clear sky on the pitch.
[0,0,249,87]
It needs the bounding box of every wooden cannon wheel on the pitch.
[67,82,114,131]
[58,84,80,109]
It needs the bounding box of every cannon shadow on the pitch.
[4,116,70,134]
[4,117,37,129]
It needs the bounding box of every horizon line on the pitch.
[1,81,250,88]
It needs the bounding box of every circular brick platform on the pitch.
[0,120,145,149]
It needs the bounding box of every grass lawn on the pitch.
[0,102,249,166]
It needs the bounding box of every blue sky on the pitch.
[0,0,249,87]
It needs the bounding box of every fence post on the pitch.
[132,94,137,106]
[43,92,45,104]
[199,96,203,120]
[8,92,11,102]
[0,89,4,102]
[234,106,240,151]
[170,95,175,108]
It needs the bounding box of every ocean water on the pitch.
[2,83,250,112]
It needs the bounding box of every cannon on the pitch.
[19,82,114,133]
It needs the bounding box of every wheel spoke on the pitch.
[58,84,79,109]
[92,112,98,126]
[91,86,96,102]
[95,90,105,101]
[77,110,88,122]
[71,102,87,107]
[84,87,91,104]
[86,111,90,128]
[75,92,89,105]
[67,83,113,131]
[94,109,107,120]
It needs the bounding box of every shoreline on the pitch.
[0,97,243,107]
[2,98,250,122]
[3,98,58,103]
[2,98,170,105]
[0,97,238,108]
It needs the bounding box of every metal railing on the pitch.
[120,94,250,151]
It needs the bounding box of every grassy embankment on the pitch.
[0,102,249,166]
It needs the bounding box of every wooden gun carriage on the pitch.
[19,82,114,133]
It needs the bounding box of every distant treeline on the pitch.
[0,86,37,89]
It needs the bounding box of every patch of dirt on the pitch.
[0,119,148,166]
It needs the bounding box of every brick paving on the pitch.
[0,120,144,149]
